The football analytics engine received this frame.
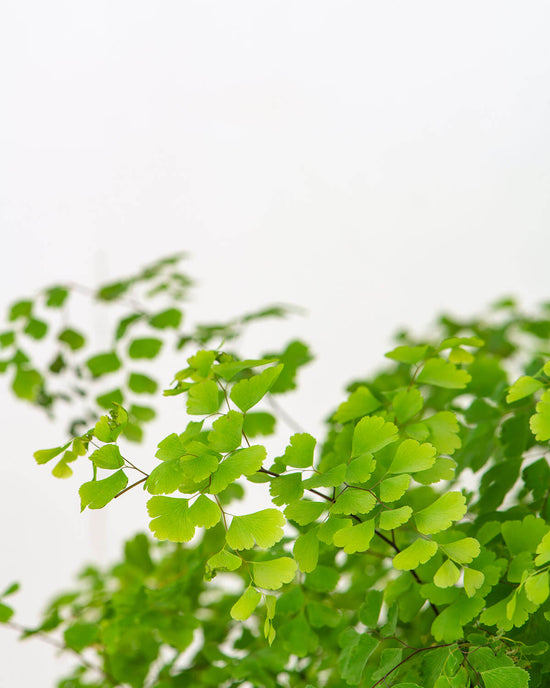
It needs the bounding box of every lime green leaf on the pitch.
[188,350,216,377]
[64,622,100,652]
[525,571,550,605]
[252,558,297,590]
[332,489,376,516]
[207,410,243,452]
[96,389,124,409]
[270,473,304,506]
[385,345,429,365]
[180,442,219,482]
[79,470,128,511]
[187,495,221,528]
[333,387,381,423]
[414,457,456,485]
[242,411,276,437]
[507,375,544,403]
[379,475,410,502]
[128,373,158,394]
[34,442,71,465]
[303,464,346,488]
[392,388,423,424]
[417,358,471,389]
[149,308,182,329]
[345,454,375,484]
[434,560,460,588]
[45,286,69,308]
[388,439,436,474]
[226,509,285,550]
[93,408,127,443]
[352,416,399,456]
[145,459,187,494]
[86,352,121,377]
[463,568,485,597]
[316,517,352,544]
[431,597,485,642]
[424,412,461,455]
[186,380,221,415]
[24,318,48,340]
[281,433,316,468]
[230,586,262,620]
[442,538,480,564]
[229,364,283,412]
[393,539,438,570]
[128,337,163,359]
[530,389,550,441]
[415,492,467,535]
[58,328,85,350]
[535,531,550,566]
[89,444,124,470]
[209,445,265,494]
[266,340,312,393]
[333,520,375,554]
[285,500,327,525]
[129,404,155,422]
[379,506,412,531]
[12,367,43,400]
[338,629,378,685]
[9,299,33,321]
[205,549,242,579]
[147,496,195,542]
[213,357,277,382]
[294,529,319,573]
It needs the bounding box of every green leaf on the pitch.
[333,520,375,554]
[525,571,550,605]
[12,367,43,401]
[242,411,276,437]
[207,410,243,452]
[187,495,221,528]
[424,412,461,455]
[128,372,158,394]
[385,345,429,364]
[415,492,467,535]
[414,457,456,485]
[345,455,375,484]
[24,318,48,340]
[359,590,383,627]
[338,629,378,685]
[128,337,163,359]
[226,509,285,550]
[79,470,128,511]
[463,568,485,598]
[0,330,15,348]
[352,416,399,456]
[147,496,195,542]
[96,389,124,409]
[393,539,438,570]
[270,473,304,506]
[388,439,436,474]
[441,538,480,564]
[392,388,423,423]
[294,529,319,573]
[229,364,283,412]
[45,286,69,308]
[379,506,412,531]
[209,445,265,494]
[97,280,131,301]
[205,549,242,579]
[9,299,33,321]
[467,648,529,688]
[213,357,277,382]
[86,352,121,377]
[145,459,187,494]
[64,622,100,652]
[186,380,221,415]
[331,489,376,516]
[285,499,327,526]
[280,433,316,468]
[149,308,182,329]
[266,340,312,393]
[535,531,550,566]
[379,475,410,502]
[434,560,460,588]
[316,517,352,544]
[58,328,85,350]
[503,515,549,555]
[252,558,297,590]
[530,389,550,441]
[431,597,485,642]
[188,350,217,377]
[417,358,471,389]
[89,444,124,470]
[180,442,219,482]
[507,375,544,403]
[34,442,71,465]
[130,404,155,422]
[333,387,381,423]
[230,586,262,620]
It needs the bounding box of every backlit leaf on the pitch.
[147,496,195,542]
[226,509,285,550]
[294,529,319,573]
[434,560,460,588]
[393,539,438,570]
[388,439,436,474]
[230,586,261,621]
[379,506,412,531]
[79,470,128,511]
[209,445,265,494]
[417,358,471,389]
[380,475,410,502]
[530,389,550,441]
[331,489,376,516]
[284,500,327,525]
[280,433,316,468]
[89,444,124,470]
[252,558,297,590]
[415,492,467,535]
[207,410,243,452]
[333,387,381,423]
[229,364,283,412]
[333,520,375,554]
[186,380,221,415]
[507,375,544,403]
[352,416,399,456]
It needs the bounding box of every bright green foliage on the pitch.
[6,258,550,688]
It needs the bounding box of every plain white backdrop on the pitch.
[1,1,550,684]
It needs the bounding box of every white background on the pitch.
[1,1,550,684]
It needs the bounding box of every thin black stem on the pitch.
[115,476,147,498]
[370,643,454,688]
